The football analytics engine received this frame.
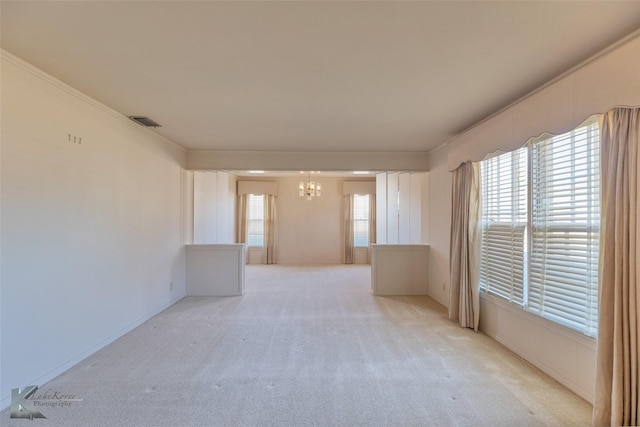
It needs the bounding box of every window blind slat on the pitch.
[480,148,527,306]
[247,194,264,247]
[529,120,599,337]
[480,119,600,338]
[353,194,370,247]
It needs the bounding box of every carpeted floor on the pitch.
[2,265,592,426]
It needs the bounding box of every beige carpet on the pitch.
[2,265,592,426]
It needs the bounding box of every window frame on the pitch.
[478,118,600,337]
[246,194,265,248]
[480,147,528,305]
[353,194,370,248]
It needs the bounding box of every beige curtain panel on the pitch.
[237,194,249,244]
[343,195,354,264]
[449,161,481,331]
[593,107,640,426]
[263,195,277,265]
[369,194,377,247]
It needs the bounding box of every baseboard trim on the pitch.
[1,293,185,409]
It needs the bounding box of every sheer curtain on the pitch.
[449,161,481,331]
[594,107,640,426]
[344,194,354,264]
[263,195,277,265]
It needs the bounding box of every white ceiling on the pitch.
[2,1,640,154]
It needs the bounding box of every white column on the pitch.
[409,173,423,244]
[193,171,218,243]
[376,173,388,244]
[386,172,399,244]
[398,173,411,243]
[216,172,231,243]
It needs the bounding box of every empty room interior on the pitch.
[2,2,640,426]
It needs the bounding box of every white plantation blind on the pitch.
[478,118,600,337]
[353,194,370,247]
[480,148,528,305]
[529,121,600,336]
[247,194,264,247]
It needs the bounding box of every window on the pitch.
[247,194,264,247]
[479,119,600,337]
[480,147,528,305]
[353,194,370,247]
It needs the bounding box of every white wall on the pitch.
[420,172,430,246]
[187,149,429,172]
[480,294,597,402]
[371,244,429,296]
[0,52,187,407]
[376,172,427,245]
[276,177,345,264]
[426,33,640,403]
[192,171,236,244]
[376,174,388,244]
[383,173,399,243]
[426,147,451,307]
[237,176,375,264]
[186,244,245,296]
[447,33,640,170]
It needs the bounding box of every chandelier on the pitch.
[299,172,321,200]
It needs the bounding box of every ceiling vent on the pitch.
[128,116,161,128]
